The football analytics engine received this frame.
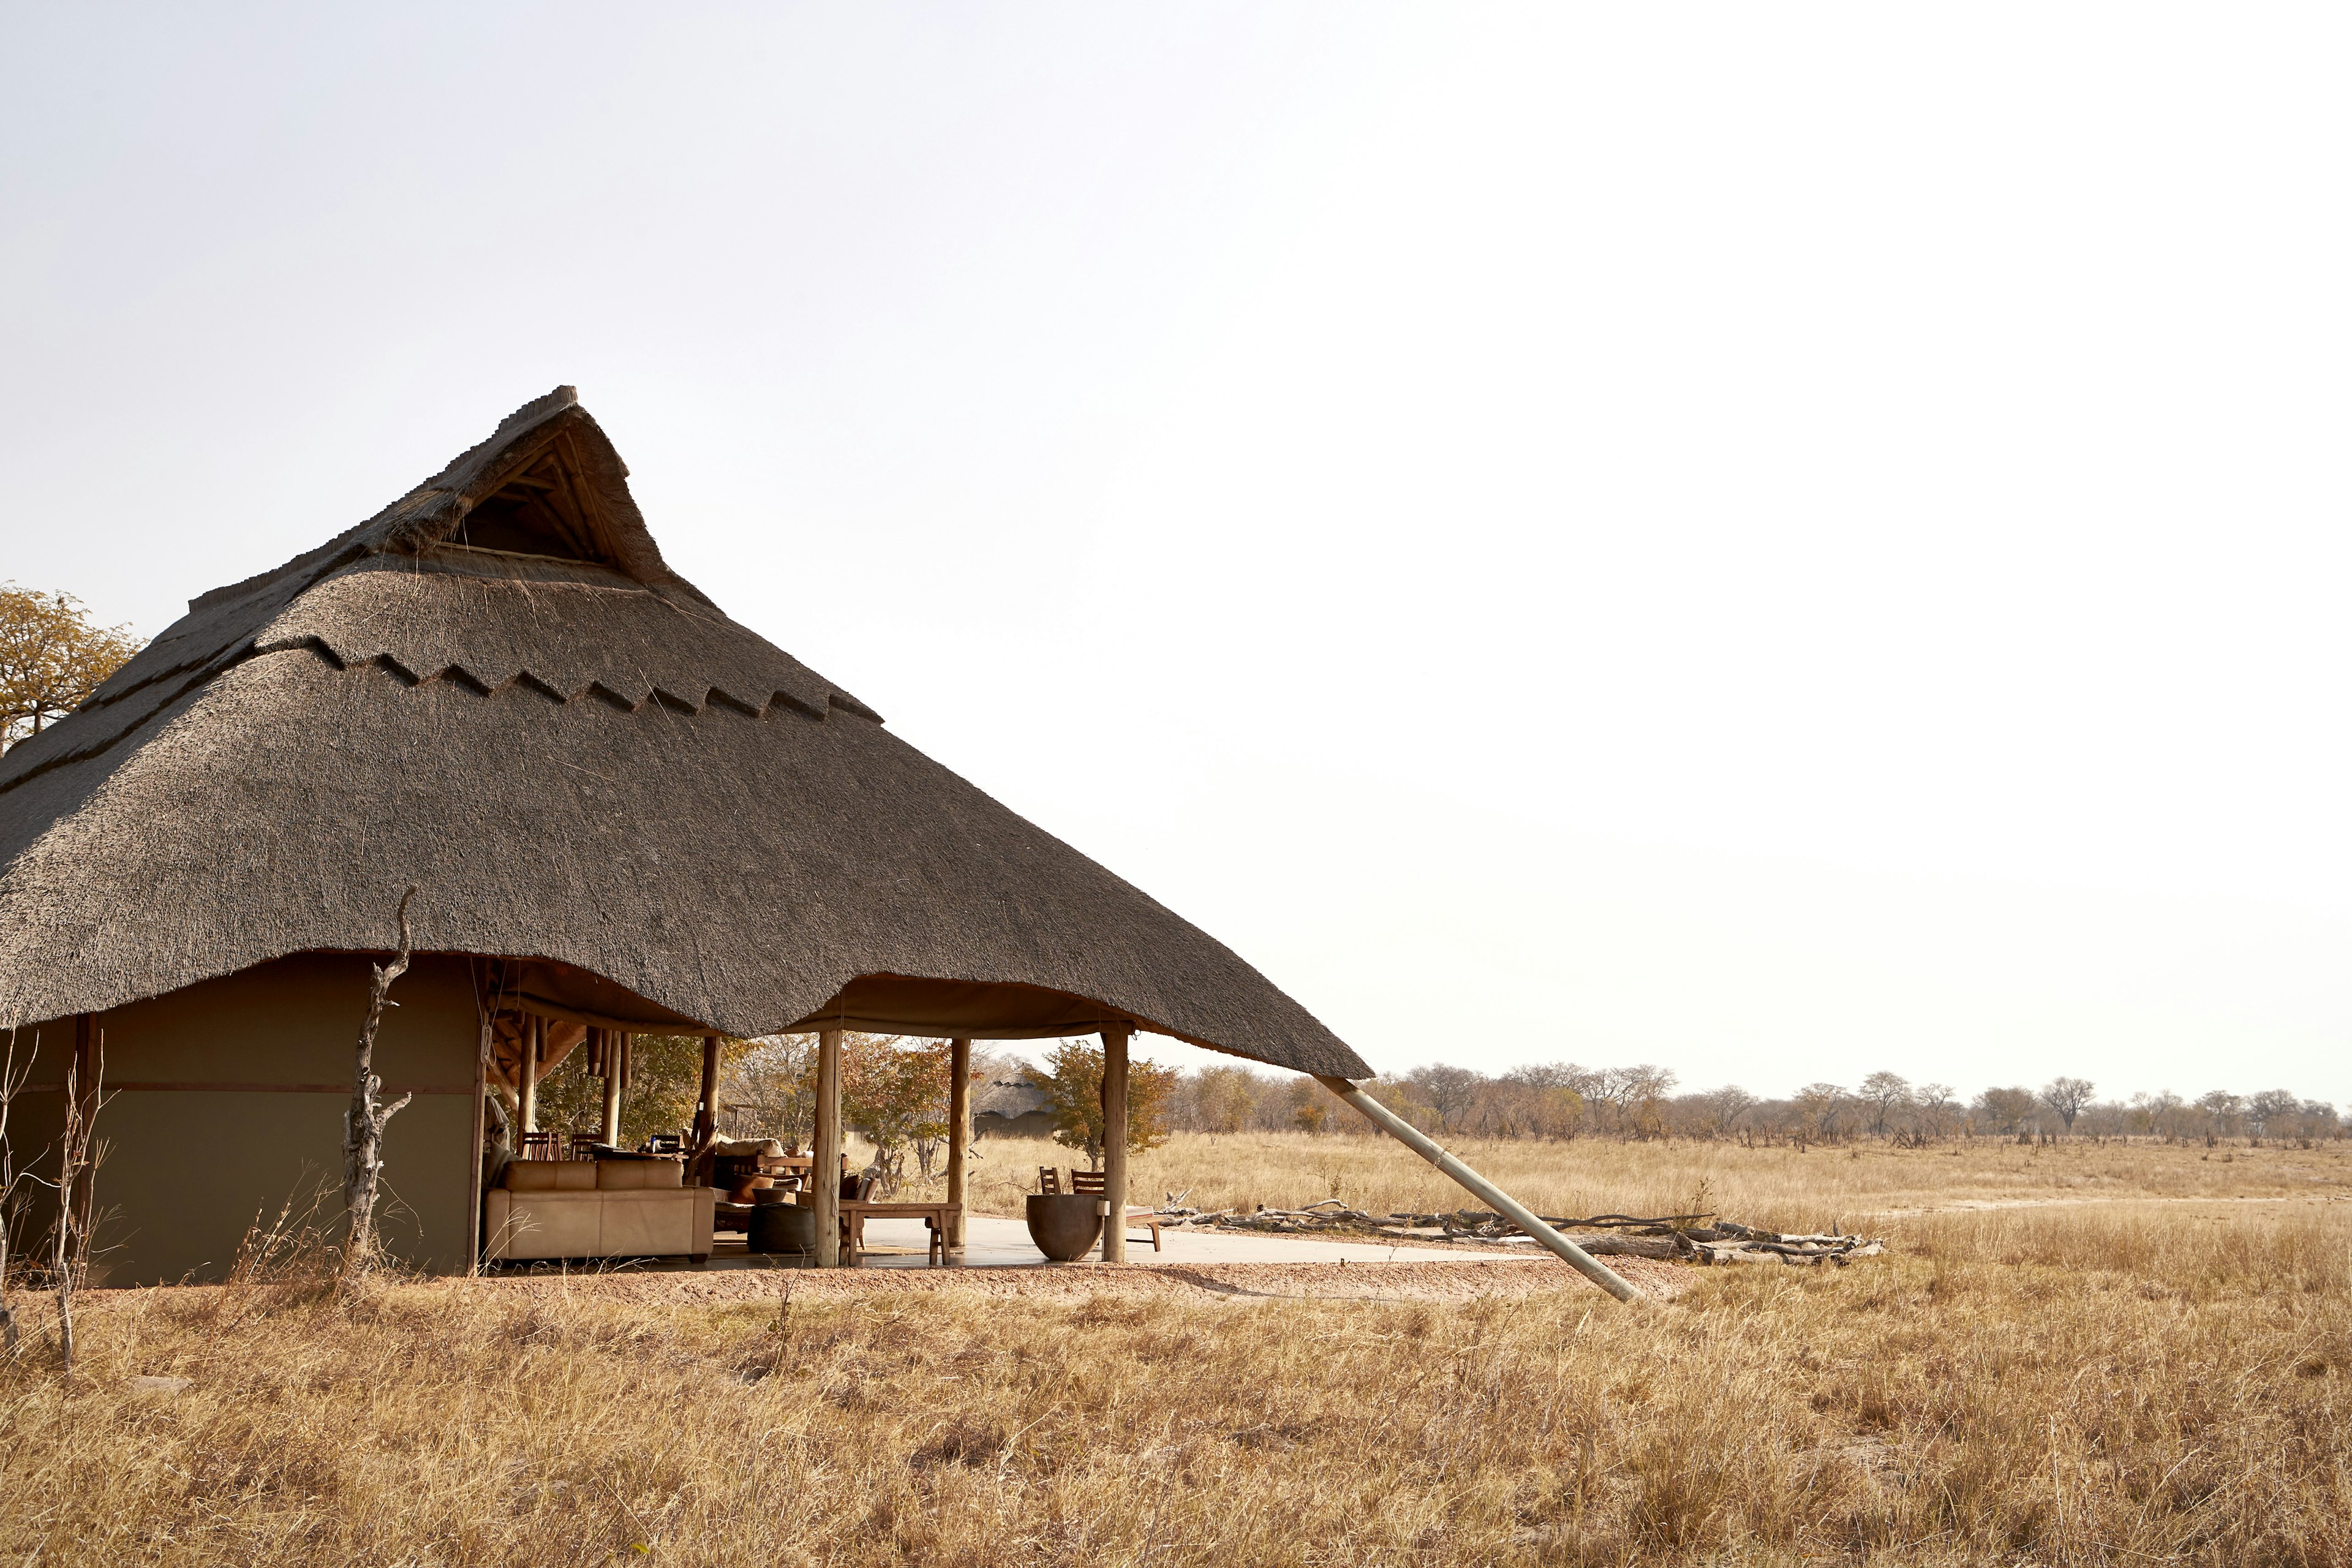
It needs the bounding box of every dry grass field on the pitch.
[956,1126,2352,1230]
[2,1133,2347,1566]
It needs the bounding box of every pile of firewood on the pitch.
[1148,1198,1883,1267]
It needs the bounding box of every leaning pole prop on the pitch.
[1314,1076,1644,1304]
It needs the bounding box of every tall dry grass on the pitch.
[2,1189,2346,1563]
[946,1127,2352,1233]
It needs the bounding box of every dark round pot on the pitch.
[751,1203,818,1256]
[1026,1193,1102,1262]
[751,1186,795,1205]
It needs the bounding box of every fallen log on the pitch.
[1196,1205,1884,1268]
[1561,1234,1689,1260]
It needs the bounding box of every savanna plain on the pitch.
[4,1133,2347,1566]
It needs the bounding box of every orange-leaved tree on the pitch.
[0,585,141,750]
[842,1035,956,1190]
[1020,1038,1175,1169]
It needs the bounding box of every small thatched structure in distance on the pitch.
[972,1079,1059,1140]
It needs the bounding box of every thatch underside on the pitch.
[0,389,1370,1079]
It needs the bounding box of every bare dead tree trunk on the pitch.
[51,1032,101,1374]
[342,887,418,1278]
[0,1038,26,1355]
[480,1038,515,1212]
[53,1057,74,1373]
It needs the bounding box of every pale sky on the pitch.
[4,6,2346,1104]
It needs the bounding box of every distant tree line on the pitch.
[1166,1063,2345,1147]
[535,1030,2345,1159]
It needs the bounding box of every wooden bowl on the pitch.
[1025,1193,1102,1262]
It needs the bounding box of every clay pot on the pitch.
[1026,1194,1102,1262]
[750,1204,818,1256]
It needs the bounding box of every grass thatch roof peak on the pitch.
[0,390,1370,1079]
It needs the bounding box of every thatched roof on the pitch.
[0,389,1369,1078]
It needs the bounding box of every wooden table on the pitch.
[839,1200,960,1265]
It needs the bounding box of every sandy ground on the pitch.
[467,1253,1697,1306]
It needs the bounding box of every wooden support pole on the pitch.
[813,1028,843,1267]
[467,1010,489,1276]
[946,1038,971,1248]
[600,1029,624,1147]
[518,1016,541,1136]
[1313,1076,1643,1303]
[1099,1027,1129,1265]
[694,1033,722,1150]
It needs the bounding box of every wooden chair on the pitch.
[517,1131,561,1162]
[567,1133,603,1159]
[1068,1169,1163,1252]
[1038,1166,1064,1194]
[760,1152,811,1191]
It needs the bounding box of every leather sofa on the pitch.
[484,1158,716,1262]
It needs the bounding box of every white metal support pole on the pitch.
[1313,1075,1643,1303]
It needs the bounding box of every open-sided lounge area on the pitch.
[482,1016,1196,1272]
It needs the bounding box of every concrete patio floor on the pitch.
[698,1213,1536,1270]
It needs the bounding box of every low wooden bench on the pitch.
[840,1199,960,1265]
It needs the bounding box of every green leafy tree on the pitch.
[1020,1039,1175,1167]
[522,1033,751,1149]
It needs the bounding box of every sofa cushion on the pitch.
[597,1158,684,1190]
[483,1186,718,1263]
[600,1190,694,1256]
[486,1189,603,1259]
[707,1137,787,1158]
[506,1159,597,1192]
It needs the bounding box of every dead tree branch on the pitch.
[342,886,418,1277]
[0,1037,28,1355]
[51,1032,102,1375]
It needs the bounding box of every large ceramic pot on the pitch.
[750,1203,818,1257]
[1026,1193,1102,1262]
